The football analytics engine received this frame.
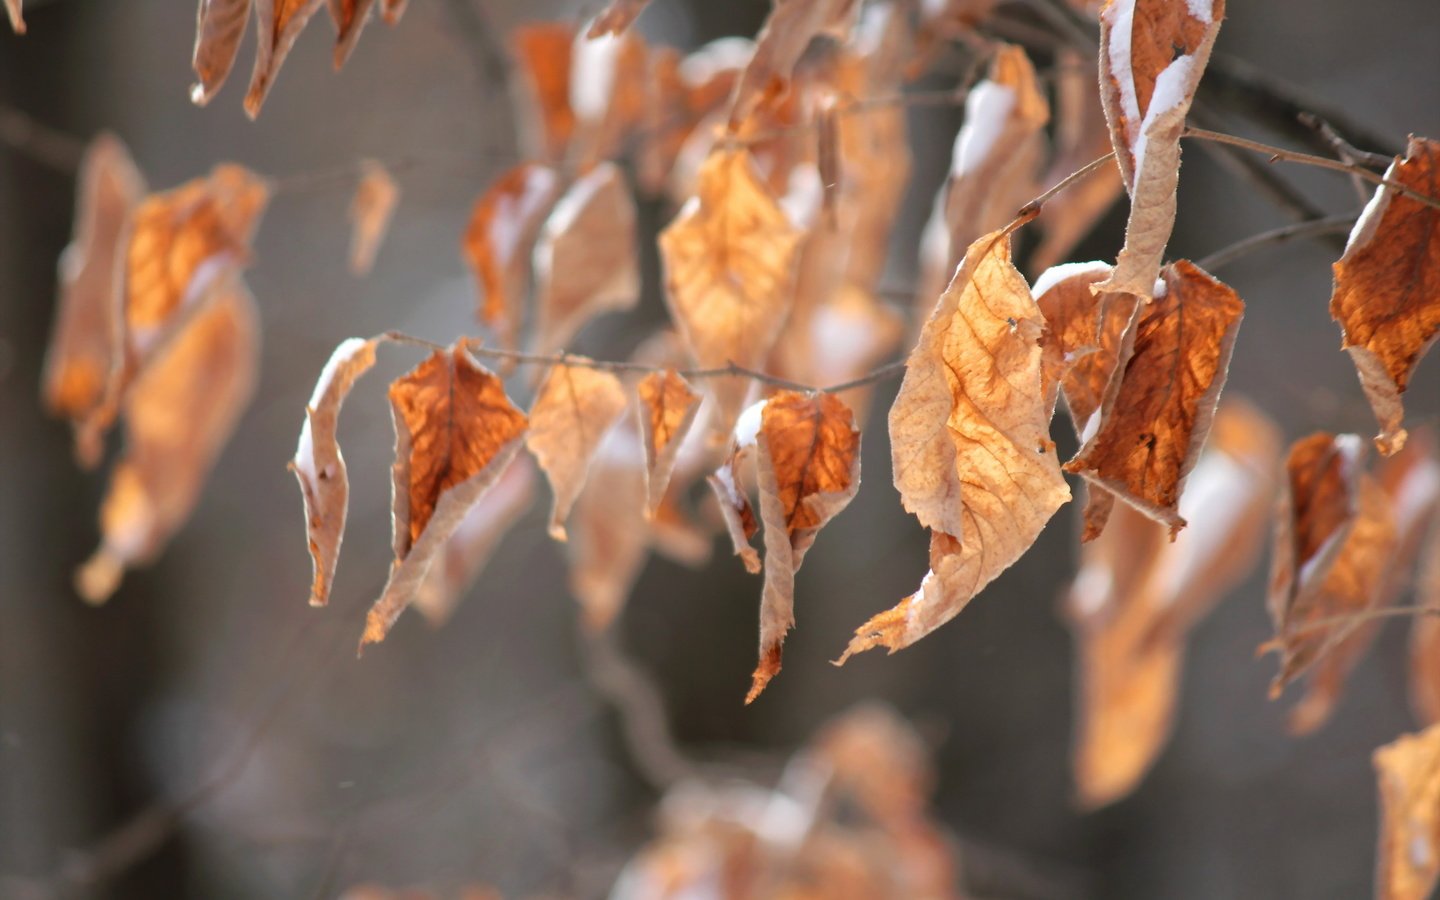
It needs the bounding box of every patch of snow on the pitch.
[679,37,754,86]
[952,81,1016,177]
[1347,157,1399,249]
[780,164,823,230]
[733,399,768,449]
[1134,54,1196,174]
[1102,0,1140,145]
[1186,0,1214,23]
[1030,260,1112,299]
[570,29,621,123]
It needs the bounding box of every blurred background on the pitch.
[2,0,1439,897]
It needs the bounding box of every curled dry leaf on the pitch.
[77,280,260,604]
[511,22,577,164]
[191,0,252,106]
[1065,261,1243,536]
[361,344,528,650]
[347,160,399,276]
[708,402,764,576]
[842,228,1070,660]
[290,337,380,607]
[246,0,325,119]
[1265,433,1397,702]
[1095,0,1225,299]
[727,0,860,130]
[1066,399,1279,808]
[586,0,650,37]
[329,0,376,68]
[659,148,803,425]
[636,370,703,518]
[42,134,146,455]
[461,163,560,352]
[526,362,628,541]
[1374,724,1440,900]
[532,162,640,355]
[1330,136,1440,456]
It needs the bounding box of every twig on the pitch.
[0,104,86,172]
[1195,212,1357,272]
[1278,604,1440,643]
[1016,150,1118,219]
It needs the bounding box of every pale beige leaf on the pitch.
[1412,516,1440,725]
[6,0,24,33]
[347,160,399,275]
[191,0,252,106]
[567,414,652,630]
[1375,724,1440,900]
[636,370,703,517]
[526,363,628,541]
[245,0,325,120]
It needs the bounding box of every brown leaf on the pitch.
[526,362,628,540]
[1265,432,1398,703]
[1412,515,1440,725]
[460,162,561,352]
[191,0,252,106]
[747,392,861,702]
[1374,724,1440,900]
[6,0,23,33]
[361,344,528,650]
[348,160,399,275]
[290,337,381,608]
[1095,0,1225,299]
[245,0,325,119]
[511,22,577,164]
[636,370,703,518]
[1065,261,1244,535]
[659,147,803,424]
[841,228,1070,659]
[1330,136,1440,456]
[727,0,860,130]
[379,0,404,25]
[413,454,537,626]
[76,279,260,603]
[1066,399,1279,808]
[1033,261,1137,436]
[707,404,764,576]
[532,162,640,355]
[42,134,146,451]
[586,0,650,37]
[328,0,375,68]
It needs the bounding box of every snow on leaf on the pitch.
[460,162,560,353]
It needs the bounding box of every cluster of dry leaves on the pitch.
[27,0,1440,895]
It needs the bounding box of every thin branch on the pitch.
[1195,212,1358,272]
[1278,605,1440,643]
[1016,150,1118,219]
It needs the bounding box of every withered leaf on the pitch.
[77,279,259,603]
[586,0,650,37]
[245,0,325,119]
[842,228,1070,659]
[727,0,860,130]
[748,391,861,703]
[347,160,399,276]
[708,403,764,576]
[659,148,803,424]
[42,134,146,453]
[6,0,23,33]
[1067,399,1279,808]
[1095,0,1225,299]
[361,344,528,650]
[461,162,560,352]
[290,337,381,608]
[1374,724,1440,900]
[526,362,628,540]
[1330,136,1440,456]
[511,22,577,163]
[1413,515,1440,725]
[636,370,703,518]
[328,0,375,68]
[191,0,252,106]
[1066,261,1244,535]
[569,26,650,166]
[379,0,404,25]
[532,162,640,355]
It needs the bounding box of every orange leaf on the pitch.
[328,0,375,68]
[191,0,252,106]
[570,25,651,166]
[1095,0,1225,299]
[635,370,703,518]
[526,362,628,541]
[245,0,325,119]
[1330,136,1440,456]
[460,163,561,352]
[361,344,528,649]
[347,159,399,276]
[511,22,577,164]
[727,0,860,131]
[1374,724,1440,900]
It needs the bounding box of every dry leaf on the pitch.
[460,163,561,352]
[727,0,860,130]
[413,454,537,626]
[532,162,640,355]
[42,134,146,453]
[328,0,375,68]
[636,370,703,518]
[77,279,259,603]
[290,337,381,608]
[526,362,628,540]
[1067,399,1279,808]
[5,0,23,33]
[1374,724,1440,900]
[587,0,650,37]
[361,344,528,650]
[708,403,764,576]
[379,0,404,25]
[348,160,399,275]
[659,148,803,425]
[246,0,325,119]
[1330,136,1440,456]
[191,0,252,105]
[1065,260,1244,535]
[1095,0,1225,299]
[511,22,577,163]
[841,228,1070,659]
[1412,517,1440,725]
[569,25,650,165]
[568,413,656,630]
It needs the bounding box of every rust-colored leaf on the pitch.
[1374,724,1440,900]
[290,337,381,608]
[636,370,702,518]
[526,363,628,541]
[659,148,803,425]
[532,162,639,355]
[570,26,650,166]
[586,0,650,37]
[191,0,252,106]
[512,22,577,164]
[1095,0,1225,299]
[1330,136,1440,456]
[460,162,560,352]
[841,228,1070,659]
[245,0,325,119]
[361,344,528,650]
[76,280,259,603]
[1065,261,1244,535]
[328,0,375,68]
[347,159,399,275]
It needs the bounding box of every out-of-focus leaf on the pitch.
[635,370,702,518]
[1374,723,1440,900]
[245,0,325,119]
[526,362,628,541]
[347,159,398,275]
[191,0,252,106]
[511,22,577,163]
[460,162,560,353]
